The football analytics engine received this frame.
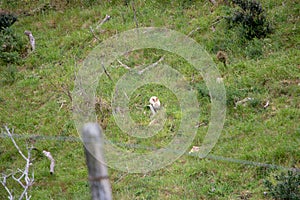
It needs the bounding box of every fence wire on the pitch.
[0,133,299,172]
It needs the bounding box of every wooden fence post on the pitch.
[81,123,112,200]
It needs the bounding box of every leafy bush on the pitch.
[0,12,17,30]
[0,28,25,64]
[0,20,25,84]
[264,170,300,200]
[245,38,264,59]
[226,0,272,39]
[0,65,17,85]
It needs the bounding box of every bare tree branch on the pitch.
[5,126,27,160]
[188,27,200,37]
[138,56,165,75]
[96,14,111,30]
[2,126,34,200]
[89,26,101,41]
[117,59,131,70]
[1,173,14,200]
[102,63,113,81]
[90,14,111,41]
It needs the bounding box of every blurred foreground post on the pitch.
[81,123,112,200]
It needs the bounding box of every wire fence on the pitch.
[1,132,299,173]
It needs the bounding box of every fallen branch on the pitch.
[235,97,253,108]
[117,59,131,70]
[42,151,55,175]
[102,63,113,81]
[96,14,111,30]
[90,14,111,41]
[138,56,165,75]
[188,27,200,37]
[89,27,101,41]
[24,30,35,51]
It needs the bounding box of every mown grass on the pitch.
[0,0,299,199]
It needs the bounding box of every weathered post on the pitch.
[81,123,112,200]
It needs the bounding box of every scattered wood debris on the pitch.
[235,97,253,108]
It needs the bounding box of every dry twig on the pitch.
[188,27,200,37]
[1,126,35,200]
[138,56,165,75]
[96,14,111,30]
[102,63,113,81]
[89,27,101,41]
[90,14,111,41]
[235,97,253,108]
[117,59,131,70]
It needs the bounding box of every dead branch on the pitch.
[24,30,35,51]
[188,27,200,37]
[117,59,131,70]
[90,14,111,41]
[2,126,34,200]
[212,16,223,26]
[96,14,111,30]
[235,97,253,108]
[42,151,55,174]
[102,63,113,81]
[89,27,101,41]
[138,56,165,75]
[1,173,13,200]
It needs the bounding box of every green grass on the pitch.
[0,0,299,199]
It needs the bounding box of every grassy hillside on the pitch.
[0,0,299,199]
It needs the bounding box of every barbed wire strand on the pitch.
[0,133,299,172]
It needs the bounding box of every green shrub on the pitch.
[0,26,25,85]
[226,0,272,39]
[245,38,264,59]
[0,12,17,30]
[0,28,25,64]
[264,170,300,200]
[0,65,17,85]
